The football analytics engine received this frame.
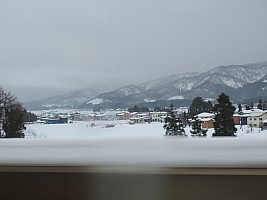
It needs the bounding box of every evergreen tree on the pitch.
[203,101,213,113]
[163,104,186,136]
[263,100,267,110]
[250,102,254,109]
[128,105,140,112]
[190,117,207,137]
[238,103,242,113]
[257,99,263,110]
[212,93,237,136]
[154,106,162,112]
[140,106,149,112]
[188,97,213,118]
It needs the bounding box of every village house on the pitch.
[239,110,253,125]
[246,109,267,128]
[117,112,131,121]
[263,119,267,130]
[150,111,167,122]
[196,112,215,128]
[233,114,241,125]
[128,112,150,123]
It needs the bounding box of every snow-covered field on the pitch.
[1,121,267,167]
[24,120,267,140]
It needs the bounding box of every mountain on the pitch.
[85,61,267,109]
[24,88,100,110]
[24,61,267,110]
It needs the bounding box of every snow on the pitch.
[197,112,214,118]
[87,98,112,105]
[1,122,267,167]
[167,96,184,100]
[144,98,156,103]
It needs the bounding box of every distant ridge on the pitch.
[24,61,267,110]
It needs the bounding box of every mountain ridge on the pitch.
[24,61,267,110]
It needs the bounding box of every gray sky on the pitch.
[1,0,267,101]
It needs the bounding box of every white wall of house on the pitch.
[247,112,267,128]
[150,112,167,122]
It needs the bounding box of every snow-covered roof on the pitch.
[233,114,240,117]
[130,112,137,115]
[197,112,214,118]
[241,110,252,114]
[137,113,149,116]
[247,110,266,117]
[198,118,213,122]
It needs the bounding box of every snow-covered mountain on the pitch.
[24,88,100,110]
[85,61,267,108]
[25,61,267,110]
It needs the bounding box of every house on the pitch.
[263,119,267,130]
[46,118,61,124]
[233,114,241,125]
[72,113,84,121]
[246,109,267,128]
[200,118,214,128]
[239,110,252,125]
[196,112,215,128]
[59,117,68,124]
[128,113,150,123]
[117,112,131,120]
[150,112,167,122]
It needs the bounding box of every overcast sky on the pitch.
[1,0,267,101]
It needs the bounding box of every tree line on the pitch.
[164,93,237,137]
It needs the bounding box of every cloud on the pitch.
[1,0,267,101]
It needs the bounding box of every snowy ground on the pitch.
[24,120,267,140]
[1,121,267,167]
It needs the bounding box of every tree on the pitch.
[23,109,37,123]
[0,88,25,138]
[163,104,186,136]
[257,99,263,110]
[188,96,213,118]
[238,103,242,113]
[250,102,254,109]
[245,104,250,110]
[263,100,267,111]
[128,105,140,112]
[190,117,207,137]
[212,93,237,136]
[203,100,213,113]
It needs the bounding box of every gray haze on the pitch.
[1,0,267,102]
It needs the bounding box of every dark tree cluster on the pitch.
[257,99,267,110]
[212,93,237,136]
[263,100,267,110]
[244,99,267,111]
[190,117,207,137]
[153,106,168,112]
[188,96,213,118]
[0,88,26,138]
[163,104,186,136]
[128,105,149,113]
[23,110,37,123]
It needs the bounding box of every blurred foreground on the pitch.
[2,122,267,199]
[1,166,267,200]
